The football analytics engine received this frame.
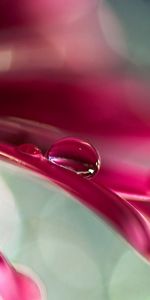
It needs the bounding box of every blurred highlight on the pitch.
[0,175,21,258]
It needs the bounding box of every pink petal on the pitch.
[0,253,42,300]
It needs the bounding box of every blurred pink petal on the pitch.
[0,0,127,73]
[0,253,42,300]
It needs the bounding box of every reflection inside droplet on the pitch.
[46,137,100,178]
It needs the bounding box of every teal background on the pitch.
[0,161,150,299]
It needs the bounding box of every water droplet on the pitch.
[46,137,100,178]
[18,144,42,157]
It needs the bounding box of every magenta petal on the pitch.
[17,271,43,300]
[0,253,42,300]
